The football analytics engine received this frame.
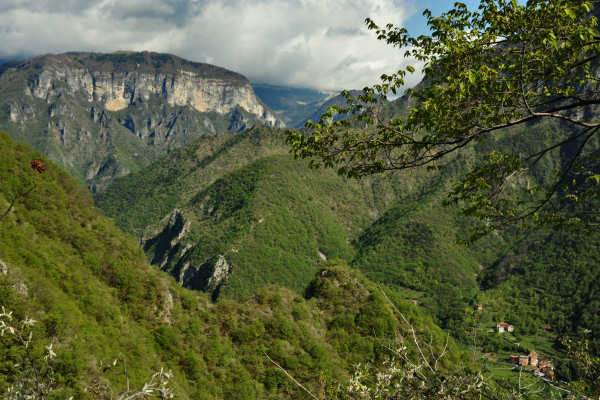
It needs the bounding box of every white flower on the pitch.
[22,316,36,327]
[45,343,56,360]
[0,306,13,319]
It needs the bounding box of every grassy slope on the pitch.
[1,130,462,399]
[95,127,292,236]
[0,130,173,396]
[477,229,600,346]
[98,127,386,299]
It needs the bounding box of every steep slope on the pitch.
[95,127,293,237]
[0,51,282,191]
[0,130,465,399]
[348,88,600,364]
[143,154,374,300]
[98,79,600,364]
[97,124,504,315]
[477,227,600,345]
[353,193,495,332]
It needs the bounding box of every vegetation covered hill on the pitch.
[96,126,492,308]
[97,127,381,299]
[0,130,465,399]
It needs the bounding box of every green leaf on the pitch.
[564,6,575,19]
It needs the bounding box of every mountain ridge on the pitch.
[0,51,283,191]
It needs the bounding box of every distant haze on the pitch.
[0,0,472,90]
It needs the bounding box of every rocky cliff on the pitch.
[0,51,283,190]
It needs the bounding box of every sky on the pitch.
[0,0,481,90]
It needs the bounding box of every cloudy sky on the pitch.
[0,0,478,90]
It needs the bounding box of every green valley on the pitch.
[2,3,600,395]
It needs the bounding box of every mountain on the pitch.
[2,47,597,392]
[0,51,283,191]
[252,83,335,128]
[96,126,397,300]
[0,56,26,66]
[0,129,461,398]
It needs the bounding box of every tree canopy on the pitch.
[287,0,600,238]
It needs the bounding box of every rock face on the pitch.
[24,54,279,123]
[142,209,231,298]
[206,255,231,292]
[0,51,283,190]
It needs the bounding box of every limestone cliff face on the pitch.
[25,60,279,127]
[0,52,283,190]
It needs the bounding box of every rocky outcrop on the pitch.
[206,255,231,291]
[155,286,174,325]
[142,209,232,298]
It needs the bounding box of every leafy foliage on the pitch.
[288,0,600,237]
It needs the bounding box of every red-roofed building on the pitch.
[519,356,529,367]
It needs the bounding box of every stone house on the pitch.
[539,360,554,370]
[539,361,555,379]
[529,351,538,367]
[496,322,515,333]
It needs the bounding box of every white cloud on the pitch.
[0,0,422,90]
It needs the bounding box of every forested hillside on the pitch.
[0,130,465,399]
[96,126,495,307]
